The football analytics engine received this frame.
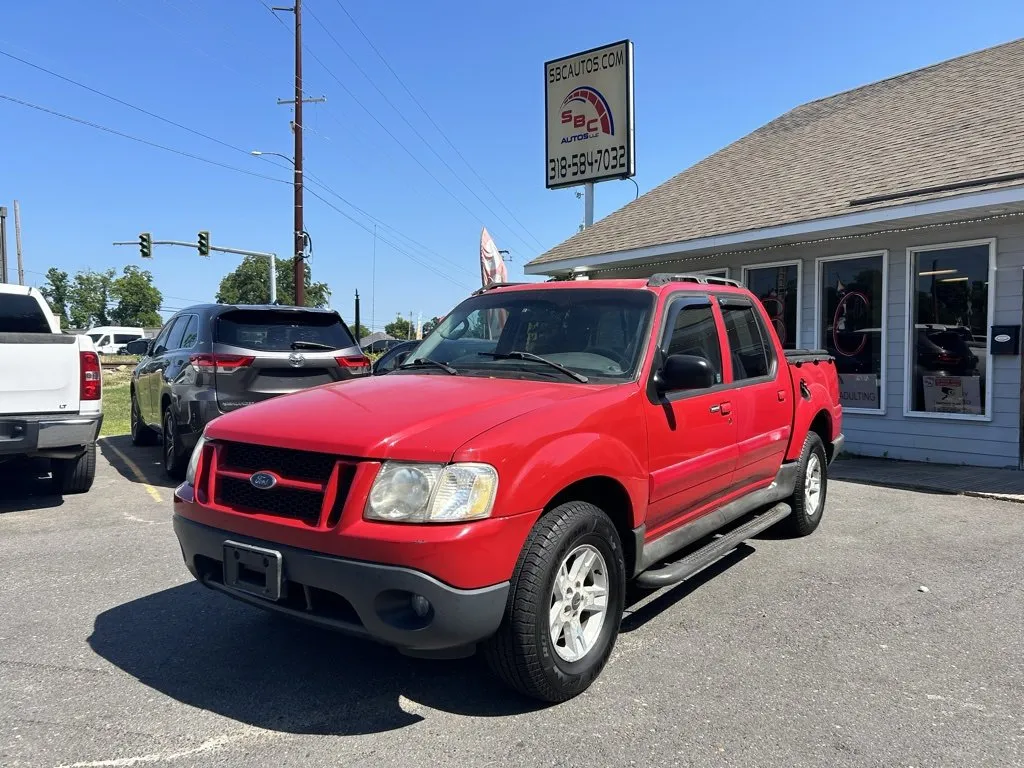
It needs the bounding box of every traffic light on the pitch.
[139,232,152,259]
[198,231,210,257]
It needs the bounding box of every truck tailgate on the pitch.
[0,333,80,415]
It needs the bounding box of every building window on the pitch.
[742,261,801,349]
[696,268,729,279]
[905,240,994,420]
[817,251,886,413]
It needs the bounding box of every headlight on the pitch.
[185,433,207,486]
[365,462,498,523]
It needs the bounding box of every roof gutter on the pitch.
[525,183,1024,275]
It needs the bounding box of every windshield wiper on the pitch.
[478,351,588,383]
[398,357,458,375]
[291,340,336,350]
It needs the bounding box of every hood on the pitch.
[205,373,609,461]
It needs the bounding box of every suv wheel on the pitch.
[162,408,187,480]
[483,501,625,702]
[779,432,828,537]
[51,444,96,495]
[130,389,157,446]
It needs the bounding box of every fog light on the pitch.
[411,594,431,618]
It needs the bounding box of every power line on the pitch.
[330,0,545,251]
[0,48,254,159]
[0,94,291,184]
[305,187,474,291]
[304,4,541,256]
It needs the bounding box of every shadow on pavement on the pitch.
[0,458,64,513]
[98,435,179,489]
[89,582,545,735]
[621,543,754,631]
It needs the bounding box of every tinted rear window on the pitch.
[215,310,355,351]
[0,294,51,333]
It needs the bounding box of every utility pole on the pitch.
[354,289,361,344]
[14,200,24,286]
[0,206,8,284]
[273,1,324,307]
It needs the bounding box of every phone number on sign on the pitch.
[548,146,628,183]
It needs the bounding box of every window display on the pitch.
[744,263,799,350]
[818,253,884,411]
[907,242,990,417]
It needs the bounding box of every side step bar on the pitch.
[635,503,791,589]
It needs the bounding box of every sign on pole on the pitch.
[544,40,635,190]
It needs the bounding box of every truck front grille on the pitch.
[209,441,357,528]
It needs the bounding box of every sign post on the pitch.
[545,40,635,227]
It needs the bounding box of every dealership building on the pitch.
[527,39,1024,469]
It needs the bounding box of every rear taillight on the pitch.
[80,351,101,401]
[335,355,371,375]
[189,353,255,374]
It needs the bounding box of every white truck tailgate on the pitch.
[0,337,80,415]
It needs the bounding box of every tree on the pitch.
[385,314,413,340]
[70,269,115,328]
[110,265,163,326]
[40,268,72,329]
[216,256,330,307]
[422,316,443,336]
[349,322,371,340]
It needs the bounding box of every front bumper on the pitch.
[0,413,102,457]
[173,514,509,652]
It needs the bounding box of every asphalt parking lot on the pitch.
[1,441,1022,768]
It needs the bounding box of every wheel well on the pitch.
[810,411,832,460]
[545,477,637,576]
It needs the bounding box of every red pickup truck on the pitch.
[172,274,842,702]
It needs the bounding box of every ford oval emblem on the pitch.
[250,471,278,490]
[995,333,1011,343]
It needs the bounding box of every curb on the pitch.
[831,475,1024,504]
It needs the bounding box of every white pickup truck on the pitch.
[0,284,102,493]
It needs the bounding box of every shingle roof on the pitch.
[528,38,1024,269]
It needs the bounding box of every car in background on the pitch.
[371,340,418,374]
[125,304,369,478]
[364,337,407,355]
[372,337,500,375]
[85,325,146,355]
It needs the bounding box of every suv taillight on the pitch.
[335,355,371,375]
[80,351,101,400]
[189,353,255,374]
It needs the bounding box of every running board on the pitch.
[635,503,791,589]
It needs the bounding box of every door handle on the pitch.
[709,404,721,413]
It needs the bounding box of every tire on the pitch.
[131,389,157,446]
[483,501,626,703]
[162,407,187,480]
[52,443,96,495]
[778,432,828,537]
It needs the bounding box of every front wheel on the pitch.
[483,501,625,702]
[779,432,828,537]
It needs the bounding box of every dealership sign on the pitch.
[544,40,635,189]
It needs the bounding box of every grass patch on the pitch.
[102,355,140,366]
[101,369,132,437]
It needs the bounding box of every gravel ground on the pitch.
[1,440,1021,768]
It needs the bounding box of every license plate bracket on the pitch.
[223,541,283,601]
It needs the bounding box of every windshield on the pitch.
[87,333,103,343]
[410,288,653,382]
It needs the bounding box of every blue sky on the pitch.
[2,0,1020,331]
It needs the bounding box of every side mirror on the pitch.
[124,338,151,356]
[656,354,716,392]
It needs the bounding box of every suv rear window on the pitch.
[215,310,355,351]
[0,294,51,333]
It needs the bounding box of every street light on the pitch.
[250,150,294,166]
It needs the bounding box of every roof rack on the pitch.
[646,273,743,288]
[471,282,530,295]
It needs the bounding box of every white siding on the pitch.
[598,218,1024,469]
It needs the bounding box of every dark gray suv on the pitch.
[125,304,368,478]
